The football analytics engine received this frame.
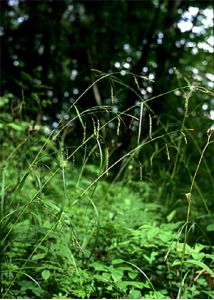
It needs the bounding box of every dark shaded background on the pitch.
[1,0,213,159]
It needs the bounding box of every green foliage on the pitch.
[1,119,214,299]
[1,75,214,298]
[1,1,214,297]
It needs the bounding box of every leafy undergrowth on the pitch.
[1,160,214,299]
[1,87,214,298]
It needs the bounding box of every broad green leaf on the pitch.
[194,243,206,252]
[207,224,214,232]
[184,260,214,276]
[128,271,138,280]
[117,281,148,290]
[128,289,142,298]
[146,227,159,239]
[159,231,172,242]
[205,254,214,260]
[191,252,205,260]
[172,259,214,276]
[116,281,128,292]
[111,269,123,282]
[8,123,24,131]
[32,253,46,260]
[173,242,193,254]
[112,258,124,264]
[41,270,51,281]
[90,262,107,271]
[128,281,148,289]
[94,273,111,282]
